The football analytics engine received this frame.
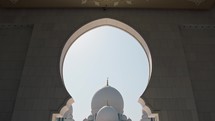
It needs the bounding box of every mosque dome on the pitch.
[91,85,124,114]
[96,106,119,121]
[87,115,93,121]
[121,115,127,120]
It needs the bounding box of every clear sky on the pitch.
[63,26,149,121]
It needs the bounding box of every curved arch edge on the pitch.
[138,98,159,121]
[52,98,75,121]
[60,18,152,85]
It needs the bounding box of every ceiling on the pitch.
[0,0,214,9]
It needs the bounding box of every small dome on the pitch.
[96,106,119,121]
[83,118,87,121]
[91,86,124,114]
[88,115,94,121]
[121,115,127,120]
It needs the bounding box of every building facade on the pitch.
[0,5,215,121]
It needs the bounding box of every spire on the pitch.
[106,77,109,86]
[106,100,109,106]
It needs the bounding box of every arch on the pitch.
[60,18,152,85]
[58,18,157,121]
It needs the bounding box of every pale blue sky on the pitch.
[63,26,149,121]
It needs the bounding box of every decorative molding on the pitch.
[52,98,75,121]
[138,98,159,121]
[81,0,133,7]
[187,0,206,6]
[0,24,33,28]
[180,24,215,29]
[9,0,19,4]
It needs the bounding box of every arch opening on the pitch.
[55,18,157,121]
[60,18,152,80]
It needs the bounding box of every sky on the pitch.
[63,25,149,121]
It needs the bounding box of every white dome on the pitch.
[96,106,119,121]
[91,86,124,114]
[121,115,127,120]
[87,115,94,121]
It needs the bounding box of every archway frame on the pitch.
[59,18,157,120]
[60,18,152,84]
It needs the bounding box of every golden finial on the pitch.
[107,77,109,86]
[107,100,109,106]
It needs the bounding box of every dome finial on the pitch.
[107,100,109,106]
[107,77,109,86]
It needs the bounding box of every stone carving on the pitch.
[9,0,18,4]
[187,0,206,5]
[52,98,75,121]
[81,0,133,7]
[180,24,215,29]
